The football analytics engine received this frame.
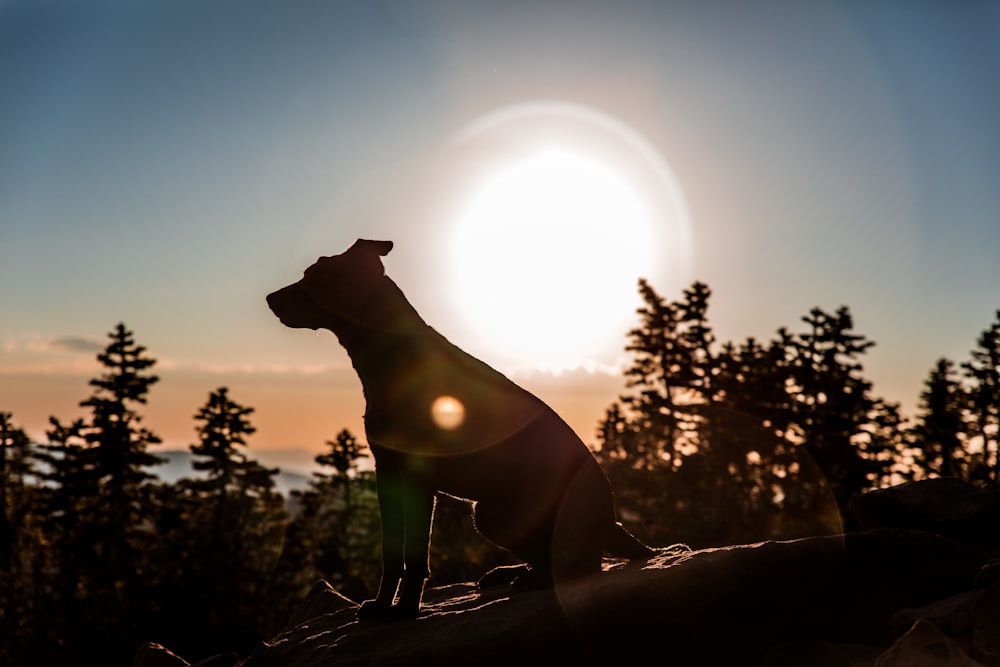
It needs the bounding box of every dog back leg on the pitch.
[473,500,553,589]
[549,460,614,584]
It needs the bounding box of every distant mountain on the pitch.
[155,449,312,497]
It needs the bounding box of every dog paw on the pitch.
[510,568,554,592]
[356,599,419,622]
[478,564,530,589]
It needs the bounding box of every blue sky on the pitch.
[2,0,998,455]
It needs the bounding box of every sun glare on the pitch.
[451,149,653,369]
[444,101,691,372]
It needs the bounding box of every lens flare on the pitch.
[431,395,465,430]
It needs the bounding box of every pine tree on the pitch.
[620,279,718,469]
[911,359,967,479]
[280,429,380,603]
[963,311,1000,483]
[315,428,365,508]
[0,413,35,663]
[80,323,163,531]
[780,307,885,514]
[600,279,896,544]
[69,323,163,660]
[678,281,717,403]
[714,337,790,430]
[175,387,285,652]
[0,413,32,568]
[34,417,91,634]
[189,386,271,499]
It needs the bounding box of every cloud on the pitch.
[188,361,350,376]
[0,333,104,375]
[506,355,629,379]
[0,359,99,376]
[3,332,105,355]
[45,336,105,353]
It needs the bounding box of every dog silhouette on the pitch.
[267,239,654,620]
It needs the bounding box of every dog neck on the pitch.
[325,282,438,386]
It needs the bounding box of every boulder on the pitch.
[231,529,984,667]
[876,620,982,667]
[132,642,240,667]
[972,581,1000,665]
[132,644,189,667]
[759,641,884,666]
[850,479,1000,553]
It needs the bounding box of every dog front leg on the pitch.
[358,467,406,620]
[357,469,435,620]
[396,487,435,616]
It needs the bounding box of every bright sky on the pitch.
[2,1,999,466]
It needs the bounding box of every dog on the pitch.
[267,239,654,620]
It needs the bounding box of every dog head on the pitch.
[266,239,405,335]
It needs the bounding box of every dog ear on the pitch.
[350,239,394,257]
[300,239,394,320]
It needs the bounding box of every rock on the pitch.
[131,641,240,667]
[976,561,1000,589]
[234,529,985,667]
[875,620,982,667]
[850,479,1000,553]
[892,580,1000,666]
[189,653,240,667]
[286,579,358,628]
[132,643,189,667]
[758,641,884,666]
[893,589,981,651]
[972,581,1000,664]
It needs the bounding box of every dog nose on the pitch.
[266,289,287,315]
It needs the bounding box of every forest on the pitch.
[1,280,998,666]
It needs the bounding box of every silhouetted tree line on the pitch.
[595,280,1000,549]
[1,285,998,665]
[0,324,515,666]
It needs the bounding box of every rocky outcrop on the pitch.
[136,528,994,667]
[850,478,1000,555]
[136,479,1000,667]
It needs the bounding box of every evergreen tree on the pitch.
[80,323,163,532]
[316,428,365,508]
[620,278,683,468]
[862,398,908,487]
[963,311,1000,483]
[714,337,791,431]
[911,359,967,479]
[33,417,91,642]
[0,412,32,568]
[678,281,717,403]
[0,413,36,664]
[619,279,718,469]
[282,429,380,602]
[69,323,163,661]
[780,307,886,514]
[189,386,272,499]
[599,280,895,545]
[171,387,285,654]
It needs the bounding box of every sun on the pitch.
[450,148,653,370]
[443,101,691,372]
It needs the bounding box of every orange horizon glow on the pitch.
[1,356,622,466]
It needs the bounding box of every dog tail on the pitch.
[607,521,656,559]
[607,522,692,560]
